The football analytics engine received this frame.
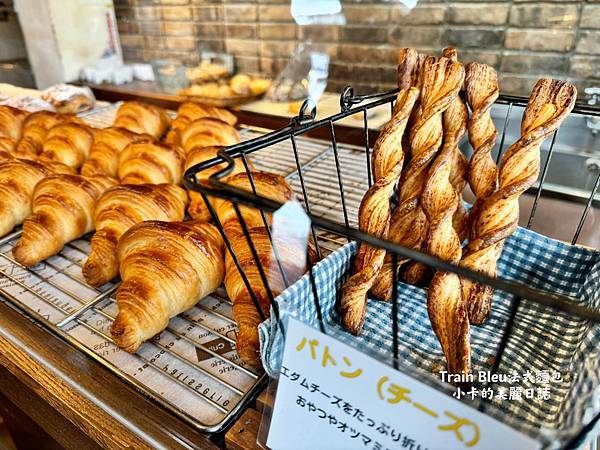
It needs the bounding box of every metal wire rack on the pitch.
[184,87,600,448]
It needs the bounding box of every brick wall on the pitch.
[114,0,600,98]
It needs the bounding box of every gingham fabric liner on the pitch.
[259,226,600,443]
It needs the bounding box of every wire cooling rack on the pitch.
[0,102,375,432]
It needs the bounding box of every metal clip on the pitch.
[290,98,317,128]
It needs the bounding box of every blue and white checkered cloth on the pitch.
[258,226,600,445]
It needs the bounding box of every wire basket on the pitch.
[184,87,600,448]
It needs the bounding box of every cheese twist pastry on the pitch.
[465,62,500,240]
[0,159,74,238]
[118,140,185,185]
[13,174,117,267]
[427,79,576,375]
[81,127,151,178]
[406,48,467,284]
[370,56,463,299]
[39,123,95,169]
[112,220,224,353]
[339,87,419,335]
[83,184,188,287]
[463,78,576,323]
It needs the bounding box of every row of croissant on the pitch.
[0,100,309,366]
[339,47,577,375]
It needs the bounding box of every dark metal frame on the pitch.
[184,87,600,448]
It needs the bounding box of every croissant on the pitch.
[118,140,184,185]
[212,171,294,235]
[111,220,224,353]
[370,55,463,299]
[464,62,500,240]
[83,184,188,287]
[113,101,170,139]
[185,145,247,221]
[225,227,308,365]
[12,174,117,267]
[409,49,467,286]
[81,127,150,177]
[180,118,240,155]
[0,149,15,161]
[0,137,16,154]
[166,103,237,146]
[463,78,576,324]
[428,79,576,375]
[339,71,419,332]
[0,106,28,142]
[39,123,95,169]
[15,111,65,158]
[0,159,74,238]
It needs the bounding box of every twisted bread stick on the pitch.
[370,56,464,299]
[428,79,576,375]
[465,63,500,241]
[340,87,419,334]
[406,48,467,284]
[464,78,576,323]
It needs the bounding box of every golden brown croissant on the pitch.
[118,140,185,185]
[81,127,150,177]
[464,62,500,239]
[339,85,419,334]
[370,55,463,299]
[83,184,188,287]
[12,174,117,267]
[185,145,247,221]
[463,78,576,324]
[113,101,170,139]
[225,226,309,365]
[212,171,294,235]
[0,149,15,161]
[427,79,576,376]
[0,106,28,142]
[408,49,467,285]
[0,137,16,154]
[180,118,240,155]
[0,159,74,238]
[111,220,224,353]
[166,103,237,146]
[15,111,66,158]
[39,122,95,169]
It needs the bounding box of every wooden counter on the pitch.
[0,300,227,449]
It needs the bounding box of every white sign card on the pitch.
[267,318,541,450]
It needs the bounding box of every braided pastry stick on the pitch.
[464,78,576,323]
[464,62,500,240]
[369,56,463,299]
[338,49,421,334]
[340,88,419,334]
[427,79,576,375]
[405,48,467,284]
